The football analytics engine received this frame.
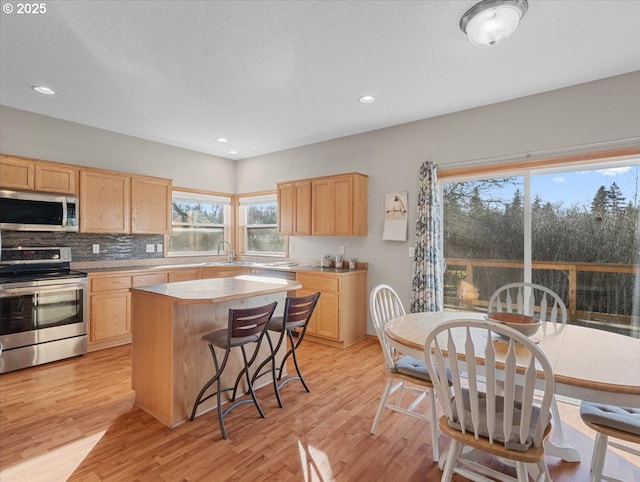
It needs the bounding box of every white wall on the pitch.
[2,71,639,334]
[236,71,640,329]
[0,106,235,192]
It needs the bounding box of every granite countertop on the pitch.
[130,275,302,304]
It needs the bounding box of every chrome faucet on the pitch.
[217,240,235,263]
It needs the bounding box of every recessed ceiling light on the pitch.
[32,85,56,95]
[216,137,229,143]
[228,150,238,155]
[358,95,376,104]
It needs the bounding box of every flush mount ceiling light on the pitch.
[228,150,238,155]
[460,0,528,47]
[358,95,376,104]
[31,85,56,95]
[216,137,229,143]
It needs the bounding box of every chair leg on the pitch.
[190,345,225,421]
[536,458,551,482]
[278,329,310,392]
[234,330,285,408]
[248,330,284,408]
[441,439,461,482]
[515,461,529,482]
[216,364,227,439]
[265,331,284,408]
[428,389,439,463]
[551,396,564,436]
[240,345,266,419]
[371,377,394,434]
[591,432,608,482]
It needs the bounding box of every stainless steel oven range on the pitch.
[0,247,87,373]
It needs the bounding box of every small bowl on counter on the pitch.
[485,312,542,337]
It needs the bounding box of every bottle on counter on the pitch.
[348,258,358,270]
[335,255,344,269]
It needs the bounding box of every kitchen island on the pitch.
[130,275,302,427]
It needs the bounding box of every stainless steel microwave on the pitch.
[0,190,79,232]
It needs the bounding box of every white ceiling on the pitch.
[2,1,640,160]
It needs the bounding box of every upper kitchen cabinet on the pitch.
[277,180,311,235]
[312,173,367,236]
[0,155,77,194]
[131,175,172,234]
[80,169,130,233]
[80,169,171,234]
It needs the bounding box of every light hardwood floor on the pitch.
[1,338,638,481]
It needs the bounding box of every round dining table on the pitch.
[384,311,640,463]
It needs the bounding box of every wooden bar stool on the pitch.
[235,292,320,408]
[190,301,277,440]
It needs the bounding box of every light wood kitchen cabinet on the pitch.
[80,169,130,233]
[0,155,77,194]
[88,273,133,350]
[199,267,249,279]
[80,169,172,234]
[0,155,33,190]
[133,271,168,287]
[88,270,168,351]
[277,180,311,235]
[295,270,367,348]
[168,268,200,282]
[312,173,367,236]
[131,175,172,234]
[34,162,77,194]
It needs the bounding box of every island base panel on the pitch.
[132,290,287,427]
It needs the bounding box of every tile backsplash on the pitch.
[1,231,164,261]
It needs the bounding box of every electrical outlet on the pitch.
[339,245,345,255]
[92,244,100,254]
[146,244,155,253]
[408,246,415,258]
[156,244,163,253]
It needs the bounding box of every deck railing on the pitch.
[444,258,639,337]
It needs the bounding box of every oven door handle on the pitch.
[0,284,85,297]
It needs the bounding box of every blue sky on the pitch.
[533,163,640,208]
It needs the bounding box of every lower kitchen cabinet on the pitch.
[199,267,248,279]
[88,273,132,351]
[88,270,167,351]
[168,268,200,282]
[295,271,367,348]
[87,265,367,351]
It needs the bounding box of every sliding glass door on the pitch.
[442,161,639,337]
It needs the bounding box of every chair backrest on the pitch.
[229,301,278,339]
[283,291,321,326]
[370,284,406,369]
[488,282,567,324]
[424,318,555,451]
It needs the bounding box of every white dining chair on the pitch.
[369,284,440,462]
[488,282,567,324]
[580,402,640,482]
[488,282,577,461]
[424,317,555,482]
